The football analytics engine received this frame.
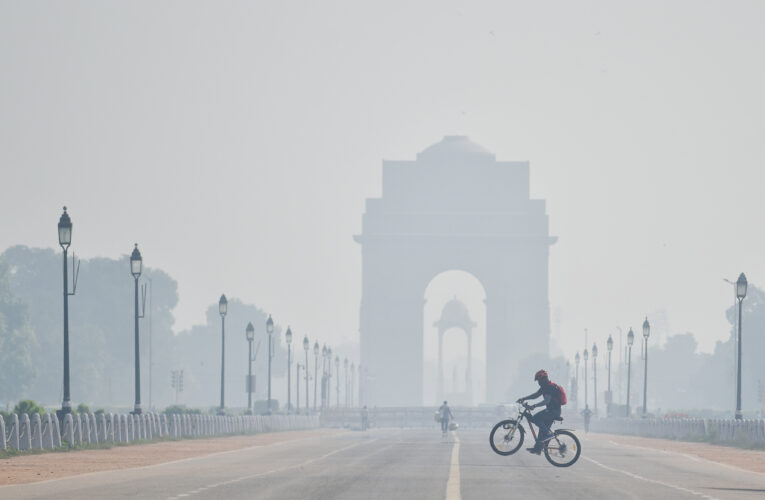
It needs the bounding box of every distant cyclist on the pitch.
[438,401,454,437]
[517,369,566,455]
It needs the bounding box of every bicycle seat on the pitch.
[553,417,563,422]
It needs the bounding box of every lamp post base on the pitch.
[735,410,743,420]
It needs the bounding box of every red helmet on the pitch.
[534,369,549,381]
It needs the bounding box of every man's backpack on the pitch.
[551,383,567,405]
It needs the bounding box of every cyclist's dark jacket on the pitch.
[522,384,562,416]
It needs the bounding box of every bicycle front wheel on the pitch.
[489,419,524,456]
[544,430,581,467]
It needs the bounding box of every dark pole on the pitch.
[130,244,143,415]
[62,245,71,414]
[583,349,589,410]
[248,338,253,410]
[626,345,632,417]
[266,315,274,414]
[220,315,225,410]
[304,338,310,414]
[58,207,73,418]
[219,295,227,413]
[286,327,292,412]
[593,344,598,414]
[643,338,648,416]
[133,274,141,413]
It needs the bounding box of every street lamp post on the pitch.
[344,358,349,407]
[303,336,310,414]
[583,348,589,409]
[246,322,254,412]
[592,343,598,414]
[626,327,635,417]
[642,317,650,417]
[266,315,274,414]
[285,326,293,412]
[130,244,144,414]
[735,273,748,420]
[218,295,227,413]
[57,207,75,418]
[335,355,340,409]
[350,362,355,407]
[296,363,301,413]
[574,352,580,409]
[313,342,319,411]
[606,335,613,411]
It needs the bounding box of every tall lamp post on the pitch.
[303,336,310,414]
[246,322,254,412]
[266,315,274,414]
[344,357,349,407]
[130,244,144,414]
[296,363,301,413]
[57,207,75,418]
[735,272,747,420]
[592,343,598,414]
[626,327,635,417]
[285,326,293,412]
[606,335,613,411]
[313,342,319,410]
[218,294,227,413]
[583,348,589,410]
[642,317,650,417]
[335,355,340,408]
[350,362,355,407]
[574,352,580,409]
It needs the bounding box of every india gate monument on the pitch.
[356,136,555,406]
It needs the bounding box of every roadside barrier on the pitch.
[590,417,765,445]
[0,412,320,452]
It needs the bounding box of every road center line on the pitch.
[445,434,461,500]
[583,456,719,500]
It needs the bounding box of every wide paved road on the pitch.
[3,428,765,499]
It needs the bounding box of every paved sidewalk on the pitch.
[0,429,342,486]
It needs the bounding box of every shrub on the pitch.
[13,399,45,416]
[76,403,90,415]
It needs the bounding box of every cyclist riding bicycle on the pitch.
[516,369,564,455]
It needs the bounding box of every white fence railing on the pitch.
[590,417,765,445]
[1,412,320,452]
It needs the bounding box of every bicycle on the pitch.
[489,402,581,467]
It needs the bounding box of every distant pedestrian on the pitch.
[581,407,593,433]
[361,405,369,431]
[438,401,454,437]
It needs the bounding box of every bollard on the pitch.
[31,413,43,450]
[20,413,32,450]
[0,414,5,451]
[81,413,91,444]
[52,414,62,447]
[42,414,54,449]
[62,413,73,446]
[89,413,99,444]
[9,414,20,450]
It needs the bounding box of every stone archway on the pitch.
[356,136,556,406]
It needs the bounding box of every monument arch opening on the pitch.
[423,270,487,406]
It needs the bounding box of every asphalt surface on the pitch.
[3,427,765,499]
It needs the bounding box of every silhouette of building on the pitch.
[356,136,555,405]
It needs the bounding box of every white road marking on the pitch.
[583,456,719,499]
[445,434,461,500]
[166,438,375,500]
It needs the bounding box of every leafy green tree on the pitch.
[13,399,45,416]
[0,257,37,404]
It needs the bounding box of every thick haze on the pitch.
[2,1,764,362]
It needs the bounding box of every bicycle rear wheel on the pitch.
[543,430,581,467]
[489,419,524,456]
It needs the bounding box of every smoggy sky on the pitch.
[2,1,764,362]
